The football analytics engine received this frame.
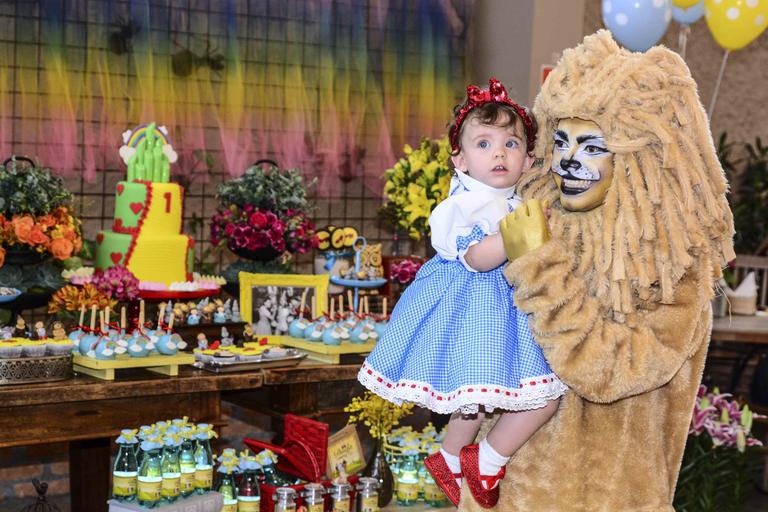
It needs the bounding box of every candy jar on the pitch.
[328,482,353,512]
[300,482,325,512]
[273,487,298,512]
[356,477,380,512]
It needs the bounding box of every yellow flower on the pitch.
[345,391,414,441]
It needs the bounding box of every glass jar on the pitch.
[356,477,380,512]
[396,454,419,506]
[112,442,138,502]
[160,444,181,503]
[137,447,163,508]
[179,437,196,497]
[328,482,353,512]
[194,438,214,493]
[300,482,325,512]
[272,487,298,512]
[421,466,449,507]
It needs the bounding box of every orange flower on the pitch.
[12,216,34,244]
[49,237,74,260]
[37,215,56,229]
[0,247,5,268]
[28,226,49,246]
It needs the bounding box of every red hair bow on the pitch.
[450,77,535,153]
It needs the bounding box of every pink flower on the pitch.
[249,211,268,229]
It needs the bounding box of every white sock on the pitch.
[440,448,463,487]
[478,438,509,478]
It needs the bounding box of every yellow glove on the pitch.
[499,199,551,262]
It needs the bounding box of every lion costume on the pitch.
[460,31,735,511]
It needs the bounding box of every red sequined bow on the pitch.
[450,77,536,154]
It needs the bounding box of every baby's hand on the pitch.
[499,199,551,261]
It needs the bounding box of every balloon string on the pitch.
[708,49,730,121]
[678,24,690,60]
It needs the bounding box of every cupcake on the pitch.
[22,340,47,358]
[212,349,236,364]
[0,340,23,359]
[47,339,75,356]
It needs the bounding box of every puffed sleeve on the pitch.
[429,192,508,272]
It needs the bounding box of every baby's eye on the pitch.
[553,139,566,149]
[478,140,489,149]
[584,144,606,154]
[506,139,519,149]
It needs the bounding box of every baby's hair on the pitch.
[448,102,537,157]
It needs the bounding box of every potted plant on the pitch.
[673,384,765,512]
[378,137,453,244]
[210,160,318,264]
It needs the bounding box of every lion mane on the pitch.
[518,30,735,316]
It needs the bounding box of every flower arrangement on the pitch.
[0,158,82,268]
[91,266,140,302]
[379,137,453,241]
[210,163,318,260]
[390,258,423,285]
[345,390,414,441]
[673,385,765,512]
[48,283,117,315]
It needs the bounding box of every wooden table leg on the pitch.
[70,437,111,512]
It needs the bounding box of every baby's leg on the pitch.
[485,398,560,458]
[440,411,485,484]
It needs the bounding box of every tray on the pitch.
[330,276,387,289]
[198,349,307,373]
[73,353,195,380]
[279,336,377,364]
[0,354,72,385]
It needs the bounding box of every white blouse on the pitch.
[429,172,522,272]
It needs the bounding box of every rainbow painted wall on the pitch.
[0,0,471,196]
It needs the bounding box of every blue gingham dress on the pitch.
[359,172,567,414]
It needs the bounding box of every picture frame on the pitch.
[238,272,329,343]
[327,424,366,479]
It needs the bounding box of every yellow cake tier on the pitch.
[129,234,192,284]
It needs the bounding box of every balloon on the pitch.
[704,0,768,50]
[602,0,672,52]
[673,1,705,24]
[673,0,701,7]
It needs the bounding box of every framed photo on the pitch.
[239,272,329,342]
[327,424,366,479]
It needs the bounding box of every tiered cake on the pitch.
[95,123,194,284]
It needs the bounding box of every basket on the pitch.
[726,292,757,316]
[0,354,72,385]
[244,414,358,511]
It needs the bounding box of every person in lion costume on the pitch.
[459,30,735,511]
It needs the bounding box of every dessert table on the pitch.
[710,314,768,394]
[0,360,364,512]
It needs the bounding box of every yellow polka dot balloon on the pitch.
[705,0,768,50]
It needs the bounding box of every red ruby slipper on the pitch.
[423,451,462,507]
[460,444,506,509]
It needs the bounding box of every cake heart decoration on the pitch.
[113,219,123,231]
[117,184,124,196]
[110,252,123,264]
[129,202,143,215]
[96,233,104,244]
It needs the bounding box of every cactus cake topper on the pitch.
[119,122,178,182]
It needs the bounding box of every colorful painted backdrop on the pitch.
[0,0,471,195]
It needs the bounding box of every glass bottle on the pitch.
[272,487,298,512]
[356,477,380,512]
[216,471,238,512]
[300,483,325,512]
[396,453,419,506]
[237,458,261,512]
[258,450,292,486]
[179,433,197,497]
[137,444,163,508]
[112,433,138,502]
[421,465,449,507]
[328,482,353,512]
[416,451,427,501]
[160,443,181,503]
[194,436,214,493]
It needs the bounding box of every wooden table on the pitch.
[0,361,363,512]
[710,314,768,393]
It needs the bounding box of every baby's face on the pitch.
[452,115,533,190]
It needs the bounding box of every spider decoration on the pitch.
[108,18,140,56]
[19,479,60,512]
[171,40,226,77]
